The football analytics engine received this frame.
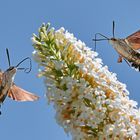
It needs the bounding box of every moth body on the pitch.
[109,38,133,59]
[109,38,140,70]
[0,67,17,103]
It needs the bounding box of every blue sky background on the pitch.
[0,0,140,140]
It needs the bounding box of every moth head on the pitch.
[109,38,118,45]
[5,66,17,81]
[109,38,123,48]
[7,66,17,73]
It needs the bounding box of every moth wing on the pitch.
[8,84,39,102]
[126,30,140,50]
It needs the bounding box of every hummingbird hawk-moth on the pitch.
[93,21,140,71]
[0,48,39,114]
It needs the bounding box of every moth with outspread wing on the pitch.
[0,49,39,114]
[93,21,140,71]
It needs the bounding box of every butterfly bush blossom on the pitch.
[32,23,140,140]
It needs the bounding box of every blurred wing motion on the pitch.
[8,84,39,102]
[126,30,140,50]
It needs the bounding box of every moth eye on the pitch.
[8,66,14,70]
[111,38,117,41]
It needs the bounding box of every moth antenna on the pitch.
[16,57,32,73]
[113,21,115,38]
[6,48,11,67]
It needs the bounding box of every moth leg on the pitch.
[0,104,2,115]
[117,55,123,63]
[124,59,131,67]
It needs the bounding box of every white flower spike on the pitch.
[32,23,140,140]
